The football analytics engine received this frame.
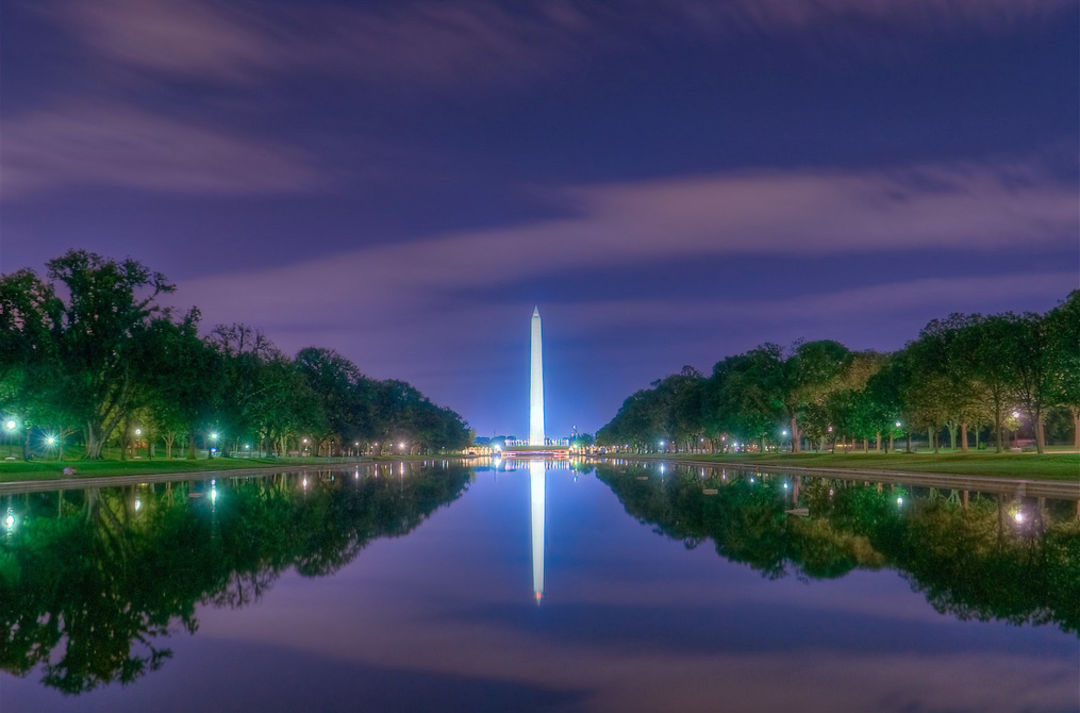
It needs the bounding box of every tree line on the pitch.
[597,292,1080,454]
[0,250,472,460]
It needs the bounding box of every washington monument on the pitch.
[529,306,545,446]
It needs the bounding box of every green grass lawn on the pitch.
[615,451,1080,481]
[0,455,368,483]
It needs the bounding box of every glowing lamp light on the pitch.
[781,430,788,436]
[210,487,218,503]
[302,478,309,488]
[45,435,57,445]
[3,514,14,531]
[210,432,218,440]
[895,421,902,428]
[134,499,142,511]
[4,420,16,431]
[134,428,142,436]
[1014,511,1024,524]
[783,482,789,489]
[1012,411,1021,419]
[896,497,903,506]
[244,444,250,450]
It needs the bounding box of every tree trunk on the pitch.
[993,404,1004,453]
[790,417,800,453]
[85,422,105,459]
[959,423,968,452]
[1073,407,1080,449]
[947,423,957,450]
[187,430,198,460]
[875,433,882,452]
[906,433,912,453]
[1034,411,1046,454]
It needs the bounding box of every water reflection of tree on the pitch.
[0,467,470,694]
[596,466,1079,634]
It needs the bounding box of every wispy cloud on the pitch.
[0,102,320,198]
[166,154,1077,425]
[179,156,1077,318]
[38,0,1073,87]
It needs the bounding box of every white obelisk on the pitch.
[529,306,545,446]
[529,459,545,603]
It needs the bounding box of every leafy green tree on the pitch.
[45,251,175,458]
[1046,291,1080,447]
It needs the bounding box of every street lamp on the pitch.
[3,419,16,432]
[208,431,219,459]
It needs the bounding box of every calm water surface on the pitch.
[1,460,1077,712]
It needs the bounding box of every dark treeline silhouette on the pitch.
[0,464,472,693]
[597,293,1080,454]
[0,251,472,459]
[596,463,1080,634]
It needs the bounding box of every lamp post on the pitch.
[209,431,219,459]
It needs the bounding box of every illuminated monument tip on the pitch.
[529,306,545,446]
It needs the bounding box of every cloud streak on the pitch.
[165,154,1077,430]
[176,156,1077,320]
[39,0,1074,87]
[0,102,320,198]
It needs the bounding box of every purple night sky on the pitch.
[2,0,1077,437]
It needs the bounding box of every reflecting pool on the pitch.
[1,460,1077,712]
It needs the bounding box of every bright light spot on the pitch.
[210,432,218,440]
[354,470,359,479]
[211,479,216,485]
[244,444,250,450]
[1012,411,1020,419]
[398,442,405,449]
[783,483,789,489]
[829,489,835,496]
[749,477,754,483]
[3,514,14,531]
[45,435,56,445]
[210,487,218,503]
[896,497,903,506]
[4,420,15,431]
[135,428,142,436]
[302,478,308,488]
[659,464,666,475]
[895,421,902,428]
[134,499,142,511]
[781,430,788,436]
[1014,511,1024,524]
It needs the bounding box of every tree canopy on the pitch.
[0,251,471,459]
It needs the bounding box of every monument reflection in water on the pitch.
[0,460,1076,712]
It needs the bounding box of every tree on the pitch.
[780,340,852,452]
[1045,291,1080,448]
[45,251,175,458]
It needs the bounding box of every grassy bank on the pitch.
[0,456,370,483]
[608,451,1080,481]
